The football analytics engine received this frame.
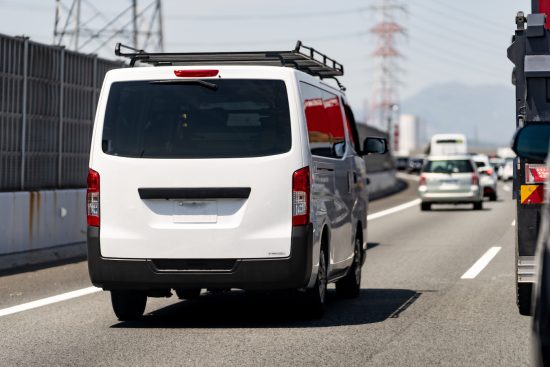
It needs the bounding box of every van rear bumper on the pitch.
[87,225,313,291]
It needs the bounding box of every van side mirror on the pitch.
[362,137,388,156]
[511,124,550,162]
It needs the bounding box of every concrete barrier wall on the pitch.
[368,170,397,198]
[0,190,86,256]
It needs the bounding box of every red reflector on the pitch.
[87,169,100,227]
[419,174,426,186]
[526,164,548,184]
[292,167,310,226]
[174,69,218,78]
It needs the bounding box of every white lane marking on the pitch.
[511,220,516,226]
[502,185,511,192]
[0,286,101,317]
[367,199,421,221]
[396,172,420,182]
[461,247,502,279]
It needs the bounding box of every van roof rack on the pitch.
[114,41,345,89]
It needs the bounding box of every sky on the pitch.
[0,0,528,120]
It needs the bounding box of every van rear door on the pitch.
[93,78,299,259]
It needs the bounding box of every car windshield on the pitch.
[102,79,292,158]
[424,159,474,174]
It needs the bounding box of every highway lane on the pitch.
[0,178,530,366]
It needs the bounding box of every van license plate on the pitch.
[173,200,217,223]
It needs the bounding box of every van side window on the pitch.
[300,82,346,158]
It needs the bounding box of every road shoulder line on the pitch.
[367,199,421,221]
[461,246,502,279]
[0,286,101,317]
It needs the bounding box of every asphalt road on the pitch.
[0,177,531,366]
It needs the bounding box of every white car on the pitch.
[472,154,498,201]
[499,158,515,181]
[86,42,387,320]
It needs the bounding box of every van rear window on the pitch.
[423,160,474,173]
[101,79,291,158]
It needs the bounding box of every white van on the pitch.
[430,134,467,156]
[87,42,387,320]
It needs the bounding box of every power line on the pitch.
[410,18,504,55]
[412,0,508,34]
[413,0,509,31]
[165,30,369,48]
[407,42,506,80]
[162,7,370,21]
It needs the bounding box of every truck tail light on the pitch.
[471,173,479,185]
[292,167,310,226]
[87,169,100,227]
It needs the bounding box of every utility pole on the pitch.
[369,0,406,150]
[53,0,164,55]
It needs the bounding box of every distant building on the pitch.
[395,114,419,156]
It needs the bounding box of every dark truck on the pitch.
[507,1,550,315]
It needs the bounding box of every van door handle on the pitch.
[348,171,357,193]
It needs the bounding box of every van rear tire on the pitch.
[336,237,362,298]
[111,290,147,321]
[473,201,483,210]
[175,288,201,300]
[302,248,327,319]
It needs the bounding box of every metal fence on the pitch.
[0,33,121,191]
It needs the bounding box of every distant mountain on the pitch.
[400,82,516,147]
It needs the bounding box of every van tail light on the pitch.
[87,169,100,227]
[292,167,310,226]
[419,174,426,186]
[174,69,218,78]
[471,173,479,186]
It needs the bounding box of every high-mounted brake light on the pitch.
[292,167,310,226]
[174,69,219,78]
[87,169,100,227]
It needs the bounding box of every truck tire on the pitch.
[517,282,533,316]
